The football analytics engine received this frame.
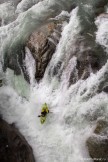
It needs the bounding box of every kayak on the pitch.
[40,116,46,124]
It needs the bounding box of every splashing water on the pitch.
[0,1,108,162]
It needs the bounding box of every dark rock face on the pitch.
[3,45,30,83]
[73,3,108,85]
[68,35,106,86]
[102,85,108,93]
[94,0,108,16]
[95,0,108,8]
[0,118,35,162]
[27,22,61,82]
[87,135,108,162]
[87,120,108,162]
[94,120,108,134]
[76,47,101,80]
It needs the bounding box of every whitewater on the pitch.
[0,0,108,162]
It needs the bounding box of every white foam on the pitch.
[95,15,108,51]
[1,1,108,162]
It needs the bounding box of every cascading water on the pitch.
[0,0,108,162]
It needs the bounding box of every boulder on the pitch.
[27,22,62,81]
[87,135,108,162]
[95,0,108,9]
[94,120,108,134]
[0,117,35,162]
[102,86,108,93]
[87,120,108,162]
[73,38,106,82]
[94,0,108,16]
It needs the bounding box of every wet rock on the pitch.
[95,8,105,16]
[4,56,21,75]
[87,120,108,162]
[87,135,108,162]
[69,68,78,85]
[4,46,30,83]
[76,58,90,80]
[4,21,62,83]
[27,22,62,81]
[102,85,108,93]
[95,0,108,9]
[73,2,108,84]
[0,79,3,87]
[73,38,106,82]
[0,117,35,162]
[94,0,108,16]
[94,120,108,135]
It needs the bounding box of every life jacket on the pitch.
[41,103,49,114]
[40,103,49,124]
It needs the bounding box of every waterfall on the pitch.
[0,0,108,162]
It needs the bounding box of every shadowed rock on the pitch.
[87,120,108,162]
[102,85,108,93]
[0,117,35,162]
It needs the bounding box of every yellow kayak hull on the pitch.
[40,116,46,124]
